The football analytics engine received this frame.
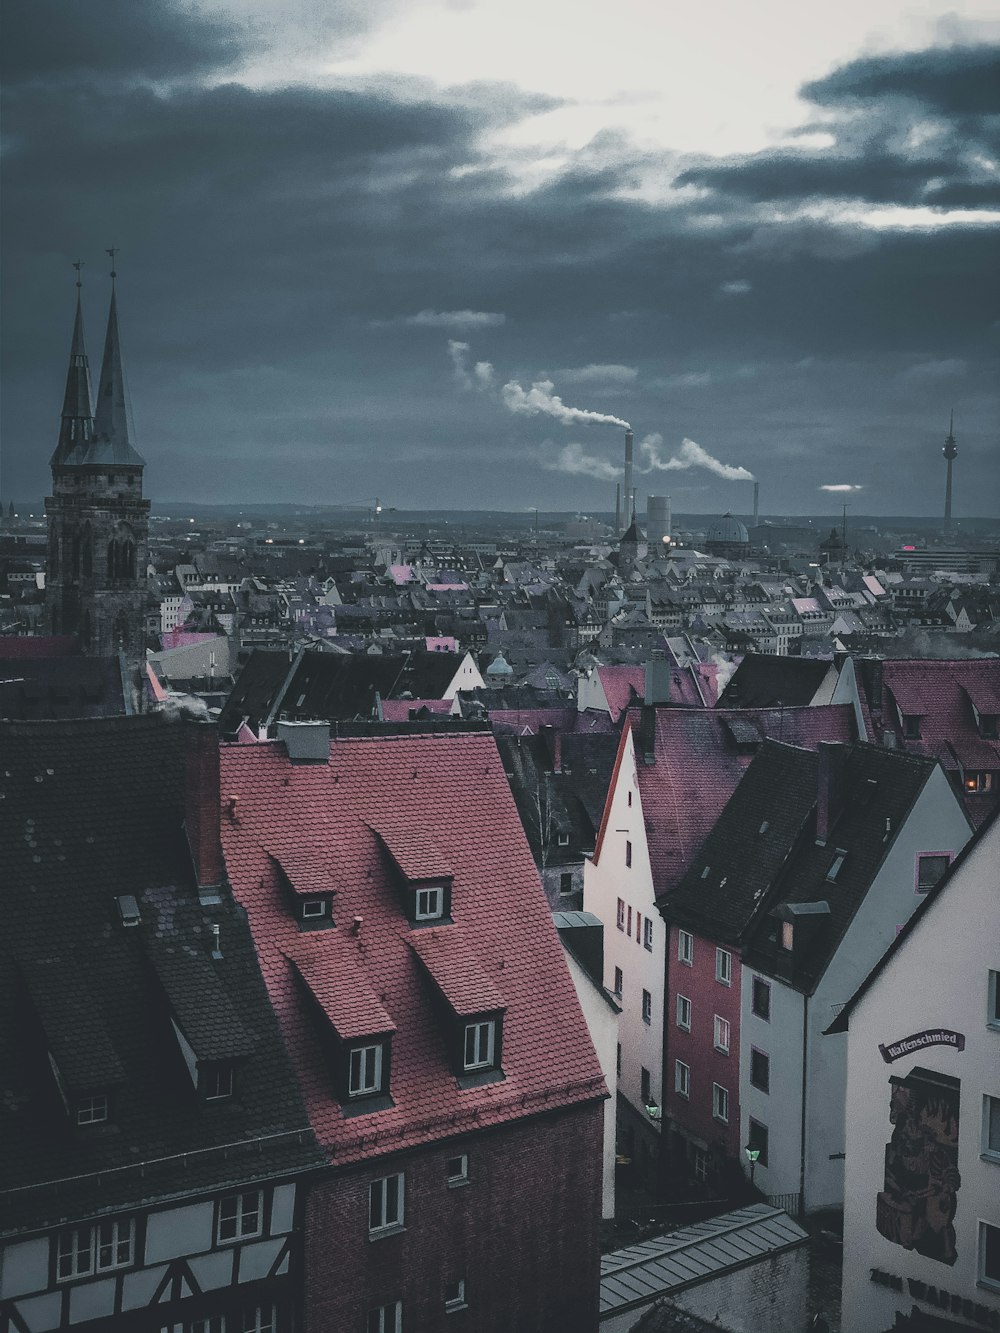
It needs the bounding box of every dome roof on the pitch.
[706,513,749,545]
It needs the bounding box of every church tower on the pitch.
[45,260,149,678]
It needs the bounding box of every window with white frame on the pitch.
[56,1218,135,1281]
[980,1221,1000,1289]
[217,1190,264,1243]
[369,1173,405,1233]
[241,1305,278,1333]
[617,898,625,931]
[368,1300,402,1333]
[713,1016,730,1053]
[676,994,692,1031]
[349,1043,384,1096]
[444,1278,466,1311]
[415,886,443,920]
[642,989,652,1025]
[678,930,693,966]
[446,1153,469,1184]
[75,1093,109,1125]
[693,1147,707,1182]
[715,948,732,986]
[643,917,653,950]
[203,1063,235,1101]
[675,1061,690,1098]
[463,1019,496,1071]
[300,897,328,920]
[988,970,1000,1030]
[712,1083,729,1123]
[984,1095,1000,1160]
[965,772,993,794]
[189,1317,226,1333]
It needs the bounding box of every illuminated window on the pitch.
[781,921,794,951]
[965,772,993,794]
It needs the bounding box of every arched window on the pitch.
[107,523,136,581]
[113,613,130,654]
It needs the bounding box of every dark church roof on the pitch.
[716,653,833,709]
[0,654,130,720]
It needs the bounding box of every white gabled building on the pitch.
[831,810,1000,1333]
[584,725,666,1170]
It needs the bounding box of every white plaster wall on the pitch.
[584,730,665,1123]
[443,651,486,698]
[739,975,805,1202]
[841,818,1000,1333]
[564,946,619,1218]
[577,670,610,715]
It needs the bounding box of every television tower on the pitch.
[943,411,957,536]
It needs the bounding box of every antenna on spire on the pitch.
[106,247,119,282]
[72,260,84,289]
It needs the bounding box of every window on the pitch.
[203,1064,235,1101]
[980,1222,1000,1289]
[713,1016,730,1054]
[752,977,771,1021]
[713,1083,729,1123]
[368,1302,402,1333]
[369,1174,405,1234]
[627,906,633,936]
[965,772,993,794]
[415,886,443,920]
[826,850,847,882]
[301,897,328,919]
[76,1093,109,1125]
[444,1278,467,1312]
[640,1066,651,1103]
[557,831,570,847]
[676,995,692,1031]
[693,1147,708,1182]
[635,911,641,944]
[613,966,623,996]
[984,1096,1000,1160]
[625,840,632,868]
[990,971,1000,1030]
[750,1048,770,1093]
[349,1043,384,1096]
[748,1117,769,1168]
[902,714,921,739]
[218,1190,263,1243]
[716,948,732,986]
[242,1306,278,1333]
[57,1218,135,1280]
[463,1020,496,1071]
[559,872,573,896]
[916,854,950,893]
[617,898,625,931]
[678,930,693,966]
[642,989,652,1025]
[781,921,794,951]
[643,917,653,950]
[446,1154,469,1184]
[616,1042,622,1076]
[675,1061,690,1098]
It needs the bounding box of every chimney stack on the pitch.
[753,481,759,529]
[615,482,621,534]
[185,720,224,901]
[815,741,850,844]
[623,430,634,526]
[644,649,672,706]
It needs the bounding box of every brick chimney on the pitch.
[185,720,224,900]
[644,650,672,706]
[815,741,849,845]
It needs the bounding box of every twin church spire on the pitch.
[50,257,145,471]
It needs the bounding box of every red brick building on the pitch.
[217,722,607,1332]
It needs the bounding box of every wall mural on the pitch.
[876,1069,961,1266]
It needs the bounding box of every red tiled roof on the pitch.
[597,666,644,721]
[267,847,337,896]
[613,703,857,897]
[379,698,454,721]
[220,733,605,1164]
[597,664,712,718]
[289,936,396,1039]
[410,928,506,1016]
[371,822,453,881]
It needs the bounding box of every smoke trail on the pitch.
[640,434,754,481]
[540,440,621,480]
[502,378,631,429]
[448,340,494,391]
[820,483,864,492]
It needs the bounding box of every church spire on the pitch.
[88,253,146,467]
[49,263,94,468]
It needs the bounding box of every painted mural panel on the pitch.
[876,1068,960,1266]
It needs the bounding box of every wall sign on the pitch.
[870,1269,1000,1329]
[879,1029,965,1063]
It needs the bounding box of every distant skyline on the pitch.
[1,0,998,515]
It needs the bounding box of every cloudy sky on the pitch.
[2,0,998,516]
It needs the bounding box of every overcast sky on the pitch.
[2,0,998,515]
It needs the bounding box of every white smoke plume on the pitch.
[448,340,495,391]
[640,434,755,481]
[540,440,621,480]
[820,483,864,492]
[502,378,630,430]
[407,309,505,329]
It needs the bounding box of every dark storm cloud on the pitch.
[0,0,245,85]
[678,43,1000,211]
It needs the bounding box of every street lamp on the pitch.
[745,1144,760,1187]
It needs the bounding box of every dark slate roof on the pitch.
[716,653,834,709]
[0,655,129,720]
[0,715,322,1235]
[496,730,618,864]
[218,648,297,735]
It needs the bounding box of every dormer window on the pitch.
[902,714,921,739]
[202,1062,236,1102]
[300,896,332,923]
[979,714,998,739]
[781,921,794,951]
[76,1093,109,1126]
[415,886,444,921]
[348,1042,386,1098]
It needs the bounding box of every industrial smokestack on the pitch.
[753,481,759,529]
[615,482,621,534]
[623,430,634,526]
[647,496,670,548]
[666,496,672,546]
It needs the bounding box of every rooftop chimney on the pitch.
[644,650,672,706]
[185,720,224,901]
[815,741,850,844]
[277,719,331,763]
